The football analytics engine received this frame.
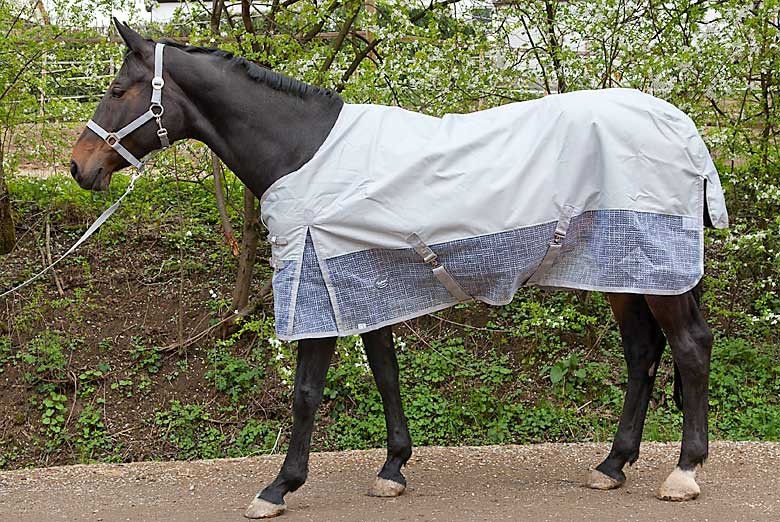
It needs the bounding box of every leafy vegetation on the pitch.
[0,0,779,468]
[0,171,777,466]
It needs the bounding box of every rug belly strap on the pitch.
[407,233,471,302]
[526,205,578,285]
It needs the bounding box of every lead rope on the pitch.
[1,44,170,299]
[1,171,142,299]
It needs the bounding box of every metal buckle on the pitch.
[105,133,119,146]
[552,231,565,245]
[151,76,164,89]
[157,128,168,139]
[150,104,164,118]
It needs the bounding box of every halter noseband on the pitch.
[86,43,170,172]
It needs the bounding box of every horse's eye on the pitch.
[111,87,125,98]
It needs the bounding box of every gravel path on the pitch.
[1,442,778,522]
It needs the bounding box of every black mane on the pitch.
[159,39,338,100]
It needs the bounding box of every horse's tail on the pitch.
[672,280,704,411]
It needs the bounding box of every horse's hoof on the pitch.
[244,496,287,519]
[586,469,624,490]
[368,476,406,497]
[657,467,700,502]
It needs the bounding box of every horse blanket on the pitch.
[260,88,728,341]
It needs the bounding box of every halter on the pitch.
[86,43,170,172]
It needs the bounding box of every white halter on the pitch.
[86,43,170,172]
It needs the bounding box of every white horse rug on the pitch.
[260,88,728,341]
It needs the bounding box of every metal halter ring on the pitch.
[106,133,119,146]
[150,104,164,118]
[151,76,165,89]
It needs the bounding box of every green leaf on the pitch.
[550,366,564,384]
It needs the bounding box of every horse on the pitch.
[70,20,725,518]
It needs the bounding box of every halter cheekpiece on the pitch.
[87,43,170,172]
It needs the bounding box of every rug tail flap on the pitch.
[704,163,728,229]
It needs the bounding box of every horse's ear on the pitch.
[114,18,150,55]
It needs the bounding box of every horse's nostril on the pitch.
[70,160,79,179]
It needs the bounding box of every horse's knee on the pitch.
[687,323,713,354]
[670,325,712,375]
[293,383,324,413]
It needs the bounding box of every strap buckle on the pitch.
[151,76,165,89]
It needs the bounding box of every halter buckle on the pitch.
[150,103,164,118]
[157,128,169,139]
[151,76,165,89]
[106,133,119,146]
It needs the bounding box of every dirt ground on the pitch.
[1,442,778,522]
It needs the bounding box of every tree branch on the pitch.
[336,37,380,91]
[320,2,362,74]
[410,0,463,23]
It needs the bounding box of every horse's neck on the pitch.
[172,51,343,197]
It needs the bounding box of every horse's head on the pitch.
[70,20,186,191]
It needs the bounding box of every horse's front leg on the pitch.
[245,337,336,519]
[361,326,412,497]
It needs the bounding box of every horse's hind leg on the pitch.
[588,293,666,490]
[645,290,712,501]
[362,326,412,497]
[246,337,336,519]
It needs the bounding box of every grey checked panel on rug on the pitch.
[272,210,702,339]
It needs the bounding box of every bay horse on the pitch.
[70,21,718,518]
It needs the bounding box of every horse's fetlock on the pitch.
[388,431,412,459]
[283,471,307,492]
[393,442,412,463]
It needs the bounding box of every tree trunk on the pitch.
[229,187,260,314]
[0,148,15,255]
[210,0,222,34]
[210,0,263,332]
[0,183,15,255]
[212,152,239,256]
[543,0,567,93]
[36,1,51,26]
